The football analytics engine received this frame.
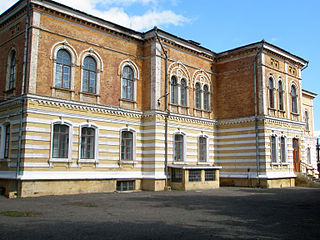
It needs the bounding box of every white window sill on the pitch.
[173,161,185,165]
[78,159,98,163]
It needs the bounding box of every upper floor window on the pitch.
[7,50,16,90]
[52,124,69,158]
[174,134,184,162]
[195,82,201,109]
[122,66,134,100]
[268,77,275,109]
[4,124,10,159]
[280,136,286,163]
[55,49,71,89]
[203,84,210,111]
[171,76,178,104]
[180,79,187,106]
[81,127,95,159]
[291,85,298,113]
[199,136,207,162]
[271,135,277,162]
[121,131,133,160]
[278,80,284,111]
[82,56,97,94]
[305,110,309,131]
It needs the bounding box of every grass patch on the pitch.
[0,211,42,217]
[185,208,195,211]
[64,202,97,207]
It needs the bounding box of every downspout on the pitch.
[154,27,169,189]
[16,0,30,197]
[253,42,263,187]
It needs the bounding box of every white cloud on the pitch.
[0,0,188,31]
[53,0,188,31]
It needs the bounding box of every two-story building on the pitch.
[0,0,318,197]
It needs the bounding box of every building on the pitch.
[0,0,318,198]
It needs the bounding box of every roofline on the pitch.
[0,0,27,25]
[302,89,317,98]
[217,40,308,66]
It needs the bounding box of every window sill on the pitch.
[51,86,75,92]
[271,162,289,166]
[80,91,100,97]
[78,159,98,163]
[194,108,211,113]
[169,103,189,108]
[173,161,184,165]
[120,98,137,104]
[291,112,299,116]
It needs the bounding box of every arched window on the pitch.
[180,78,187,106]
[199,136,207,162]
[271,135,277,162]
[82,56,97,94]
[195,82,201,109]
[174,134,184,162]
[171,76,178,104]
[55,49,71,89]
[280,136,286,163]
[122,66,134,100]
[52,124,69,158]
[305,111,309,131]
[203,84,209,111]
[121,131,133,160]
[291,85,298,113]
[278,80,284,111]
[7,50,16,90]
[81,127,95,159]
[268,77,274,109]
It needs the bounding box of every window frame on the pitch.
[50,121,73,163]
[54,49,72,89]
[82,56,97,94]
[180,78,188,106]
[271,135,278,163]
[278,80,284,111]
[268,77,275,109]
[0,123,11,159]
[291,85,298,114]
[174,133,185,163]
[6,49,16,91]
[195,82,201,109]
[280,136,287,163]
[120,128,136,163]
[203,84,210,111]
[198,136,208,163]
[170,76,179,105]
[121,65,135,101]
[305,110,309,131]
[306,147,311,164]
[79,124,98,162]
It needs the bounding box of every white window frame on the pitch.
[50,41,77,96]
[120,127,136,164]
[49,119,73,166]
[198,135,209,163]
[78,123,99,165]
[270,134,278,163]
[0,122,11,160]
[6,48,16,91]
[278,79,284,111]
[79,48,103,98]
[268,77,275,109]
[280,135,288,163]
[119,59,139,103]
[173,131,186,164]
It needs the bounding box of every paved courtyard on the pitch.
[0,187,319,240]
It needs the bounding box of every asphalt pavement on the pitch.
[0,187,319,240]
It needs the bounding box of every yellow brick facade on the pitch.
[0,0,317,197]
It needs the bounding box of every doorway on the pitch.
[293,138,300,172]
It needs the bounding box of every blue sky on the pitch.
[1,0,319,131]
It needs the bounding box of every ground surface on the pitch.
[0,187,319,240]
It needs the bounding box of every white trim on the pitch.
[119,127,137,164]
[119,59,139,103]
[78,122,99,166]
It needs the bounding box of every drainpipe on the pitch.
[16,0,30,197]
[253,42,263,187]
[154,27,169,189]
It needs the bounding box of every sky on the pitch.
[1,0,319,131]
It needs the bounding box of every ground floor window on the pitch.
[171,168,182,182]
[4,124,10,159]
[116,180,134,191]
[81,127,95,159]
[52,124,69,158]
[174,134,184,162]
[205,170,216,181]
[121,131,133,160]
[189,170,201,182]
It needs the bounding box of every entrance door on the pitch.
[293,138,300,172]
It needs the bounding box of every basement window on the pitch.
[116,180,134,191]
[205,170,216,181]
[189,170,201,182]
